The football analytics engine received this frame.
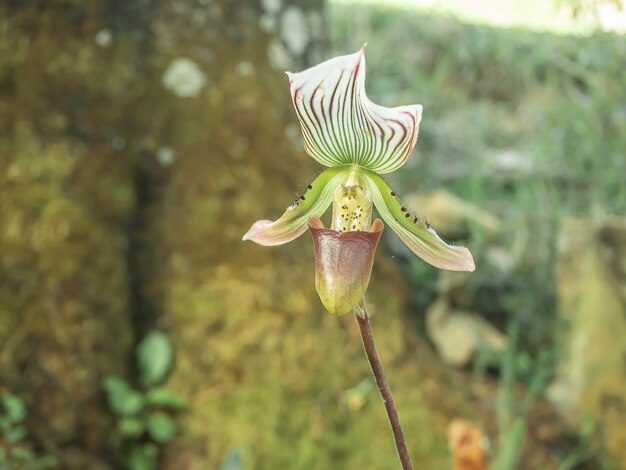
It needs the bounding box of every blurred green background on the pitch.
[0,0,625,469]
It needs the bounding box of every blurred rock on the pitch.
[438,271,474,295]
[486,247,519,276]
[405,190,500,239]
[487,149,535,178]
[547,217,626,465]
[426,298,507,367]
[404,193,511,368]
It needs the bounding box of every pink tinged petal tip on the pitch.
[309,216,384,315]
[287,46,423,173]
[242,218,304,246]
[242,166,348,246]
[364,171,475,272]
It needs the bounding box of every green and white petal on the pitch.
[242,166,348,246]
[364,171,475,272]
[287,46,423,173]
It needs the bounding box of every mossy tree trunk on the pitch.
[0,2,156,467]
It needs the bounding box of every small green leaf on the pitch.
[2,393,26,423]
[220,448,244,470]
[4,424,27,444]
[117,417,145,439]
[9,446,35,461]
[493,417,525,470]
[31,454,58,469]
[128,443,158,470]
[147,412,176,443]
[145,388,187,410]
[0,416,10,433]
[102,376,145,416]
[137,331,173,388]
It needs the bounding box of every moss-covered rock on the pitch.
[0,3,142,465]
[548,217,626,468]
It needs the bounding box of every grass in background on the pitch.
[331,0,626,34]
[329,0,626,404]
[330,4,624,467]
[330,3,626,213]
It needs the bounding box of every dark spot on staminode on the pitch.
[307,184,313,189]
[391,191,396,196]
[299,195,305,201]
[401,207,407,212]
[413,216,418,224]
[405,213,410,218]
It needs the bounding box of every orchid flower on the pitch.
[244,46,475,315]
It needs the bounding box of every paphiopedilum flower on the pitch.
[244,46,475,315]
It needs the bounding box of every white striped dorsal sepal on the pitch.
[287,46,423,174]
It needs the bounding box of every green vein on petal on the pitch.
[242,166,349,246]
[364,170,475,272]
[286,46,423,173]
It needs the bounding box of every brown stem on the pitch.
[354,300,413,470]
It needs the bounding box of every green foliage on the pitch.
[117,417,145,440]
[1,394,26,424]
[332,4,626,214]
[0,394,28,447]
[0,394,27,447]
[127,443,158,470]
[555,414,598,470]
[329,13,622,465]
[493,417,526,470]
[491,325,533,469]
[220,448,244,470]
[138,331,173,388]
[145,387,187,410]
[103,377,146,416]
[490,323,596,468]
[146,413,176,444]
[102,330,186,470]
[404,256,440,319]
[0,393,57,469]
[332,0,624,380]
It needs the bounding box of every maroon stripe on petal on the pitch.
[309,217,384,315]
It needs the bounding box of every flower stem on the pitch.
[354,300,413,470]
